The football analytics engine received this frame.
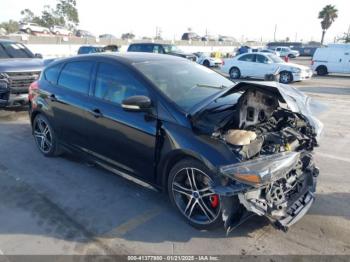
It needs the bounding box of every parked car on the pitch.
[77,46,105,55]
[19,22,50,34]
[127,43,197,61]
[218,36,236,42]
[193,52,222,67]
[50,25,71,36]
[28,53,322,232]
[201,35,217,42]
[260,49,281,56]
[75,30,95,38]
[99,34,117,40]
[181,32,201,41]
[267,42,321,56]
[221,52,312,84]
[312,44,350,75]
[103,45,119,52]
[274,46,300,58]
[0,39,48,107]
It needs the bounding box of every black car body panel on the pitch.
[29,53,322,232]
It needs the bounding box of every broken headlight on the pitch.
[219,152,300,187]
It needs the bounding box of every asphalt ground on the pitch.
[0,57,349,256]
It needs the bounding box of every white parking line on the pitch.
[317,152,350,164]
[0,249,3,255]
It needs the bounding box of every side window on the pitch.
[256,54,268,63]
[140,44,154,52]
[238,54,255,62]
[94,62,148,105]
[58,61,93,94]
[44,64,61,84]
[153,45,161,53]
[128,45,140,52]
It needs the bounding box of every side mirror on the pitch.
[121,95,152,111]
[34,53,43,59]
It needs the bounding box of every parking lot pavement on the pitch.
[0,73,350,255]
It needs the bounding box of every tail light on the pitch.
[222,59,225,66]
[311,60,314,65]
[28,81,39,101]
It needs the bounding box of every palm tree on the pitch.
[318,5,338,45]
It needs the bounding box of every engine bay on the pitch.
[210,88,318,160]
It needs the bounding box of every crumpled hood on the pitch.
[190,81,323,140]
[0,58,45,72]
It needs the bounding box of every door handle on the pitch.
[91,108,103,118]
[49,94,57,102]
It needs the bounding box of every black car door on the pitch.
[50,60,95,149]
[85,61,157,182]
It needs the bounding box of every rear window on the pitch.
[44,64,62,84]
[58,61,94,94]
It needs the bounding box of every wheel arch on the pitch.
[157,149,215,192]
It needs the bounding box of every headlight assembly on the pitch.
[219,152,300,187]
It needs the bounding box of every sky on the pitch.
[0,0,349,43]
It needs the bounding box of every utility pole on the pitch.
[274,24,277,41]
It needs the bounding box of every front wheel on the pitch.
[279,71,293,84]
[168,159,222,230]
[203,60,210,67]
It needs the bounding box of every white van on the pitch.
[312,44,350,75]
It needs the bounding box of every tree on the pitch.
[0,20,19,33]
[318,5,338,45]
[20,0,79,29]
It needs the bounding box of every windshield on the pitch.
[267,54,284,63]
[162,45,181,53]
[0,42,34,59]
[134,60,234,111]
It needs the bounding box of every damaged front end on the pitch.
[217,151,319,232]
[192,81,323,233]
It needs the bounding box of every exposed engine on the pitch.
[213,88,318,160]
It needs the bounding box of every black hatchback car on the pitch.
[29,53,322,232]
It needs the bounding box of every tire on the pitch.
[279,71,293,84]
[316,65,328,76]
[288,54,295,58]
[203,60,210,67]
[26,28,32,34]
[43,30,49,34]
[56,31,60,35]
[32,114,61,157]
[229,67,241,79]
[168,158,223,230]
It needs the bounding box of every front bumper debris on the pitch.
[213,152,319,233]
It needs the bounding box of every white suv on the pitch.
[19,23,50,34]
[50,25,72,36]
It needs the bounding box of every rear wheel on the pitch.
[229,67,241,79]
[279,71,293,84]
[316,65,328,76]
[26,28,32,34]
[33,114,61,157]
[168,159,222,230]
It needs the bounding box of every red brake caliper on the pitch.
[210,194,219,208]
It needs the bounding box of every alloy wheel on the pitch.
[230,68,240,79]
[280,72,291,84]
[171,167,221,225]
[34,118,53,154]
